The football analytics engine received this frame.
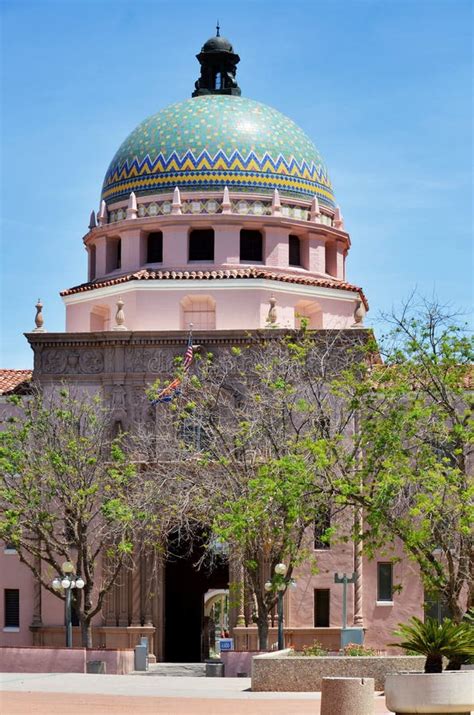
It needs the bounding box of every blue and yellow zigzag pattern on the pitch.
[102,149,336,206]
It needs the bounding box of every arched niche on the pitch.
[181,295,216,330]
[294,299,322,329]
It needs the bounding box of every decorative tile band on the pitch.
[102,149,335,206]
[107,198,334,226]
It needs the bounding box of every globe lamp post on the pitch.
[51,561,85,648]
[265,563,294,651]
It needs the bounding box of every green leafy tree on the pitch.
[0,387,167,647]
[329,298,473,622]
[150,330,366,650]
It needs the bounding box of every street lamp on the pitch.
[266,563,295,651]
[51,561,85,648]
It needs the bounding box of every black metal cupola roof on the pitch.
[192,22,241,97]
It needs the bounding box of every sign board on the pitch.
[218,638,234,652]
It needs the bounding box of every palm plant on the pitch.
[390,616,474,673]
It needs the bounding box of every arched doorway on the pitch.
[164,536,229,662]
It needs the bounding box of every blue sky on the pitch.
[1,0,472,368]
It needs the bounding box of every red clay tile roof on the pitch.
[61,268,369,310]
[0,369,33,395]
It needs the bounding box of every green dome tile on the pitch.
[102,95,335,206]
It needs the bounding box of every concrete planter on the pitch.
[251,650,425,691]
[385,671,474,714]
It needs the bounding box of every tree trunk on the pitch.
[256,612,269,651]
[424,654,442,673]
[81,617,93,648]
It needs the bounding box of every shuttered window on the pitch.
[4,589,19,628]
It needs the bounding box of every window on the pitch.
[215,72,222,90]
[314,589,330,627]
[289,235,301,266]
[424,592,452,623]
[240,230,263,262]
[189,229,214,261]
[181,296,216,330]
[181,419,209,452]
[314,507,331,549]
[106,237,121,272]
[147,232,163,263]
[325,241,337,277]
[377,563,393,602]
[4,589,19,628]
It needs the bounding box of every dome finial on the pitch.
[192,31,241,97]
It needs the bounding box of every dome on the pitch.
[201,35,234,52]
[101,95,335,207]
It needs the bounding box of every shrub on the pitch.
[390,616,474,673]
[300,641,328,656]
[341,643,377,656]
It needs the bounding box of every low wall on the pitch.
[251,651,426,691]
[0,646,135,674]
[233,626,341,652]
[220,651,262,677]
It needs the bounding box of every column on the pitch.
[353,507,364,627]
[306,232,325,273]
[117,566,129,627]
[162,225,188,267]
[130,557,141,627]
[32,552,42,625]
[120,229,144,272]
[265,227,289,267]
[94,235,107,278]
[336,240,346,280]
[214,224,240,265]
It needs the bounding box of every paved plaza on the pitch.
[0,672,394,714]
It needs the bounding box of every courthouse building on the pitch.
[0,31,423,661]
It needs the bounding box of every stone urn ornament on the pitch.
[33,298,45,333]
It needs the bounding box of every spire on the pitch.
[192,30,241,97]
[126,192,138,220]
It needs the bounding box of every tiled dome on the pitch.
[101,95,335,207]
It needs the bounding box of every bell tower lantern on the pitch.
[192,24,241,97]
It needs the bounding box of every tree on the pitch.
[0,387,168,647]
[149,329,366,649]
[330,298,473,621]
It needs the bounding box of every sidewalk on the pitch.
[0,673,394,714]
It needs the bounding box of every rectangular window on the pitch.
[377,563,393,601]
[314,588,330,627]
[424,591,452,623]
[240,230,263,262]
[314,507,331,549]
[4,589,20,628]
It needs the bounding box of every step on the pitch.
[139,662,207,677]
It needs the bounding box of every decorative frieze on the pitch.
[107,196,333,226]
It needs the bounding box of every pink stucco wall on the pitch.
[0,646,134,673]
[287,528,424,652]
[64,284,360,332]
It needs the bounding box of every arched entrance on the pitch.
[164,536,229,662]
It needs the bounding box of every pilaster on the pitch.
[120,229,144,272]
[162,225,188,266]
[214,224,240,264]
[307,233,326,273]
[265,226,289,267]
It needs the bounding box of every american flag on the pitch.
[183,335,194,372]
